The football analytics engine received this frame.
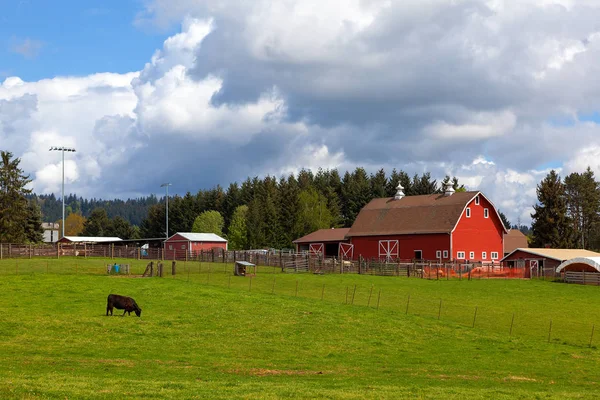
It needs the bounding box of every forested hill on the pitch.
[26,167,533,249]
[30,193,160,226]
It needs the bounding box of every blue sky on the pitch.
[0,0,173,80]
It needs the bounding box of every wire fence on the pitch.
[0,257,598,350]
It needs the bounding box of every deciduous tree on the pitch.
[192,210,224,236]
[228,205,248,250]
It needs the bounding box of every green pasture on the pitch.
[0,257,599,399]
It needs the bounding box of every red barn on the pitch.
[293,228,351,258]
[346,185,507,262]
[501,248,600,272]
[164,232,227,258]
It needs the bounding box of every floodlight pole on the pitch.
[161,183,172,239]
[49,147,76,239]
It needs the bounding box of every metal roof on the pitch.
[501,248,600,262]
[235,261,256,266]
[62,236,123,243]
[556,257,600,273]
[168,232,227,242]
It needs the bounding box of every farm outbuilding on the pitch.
[503,229,529,256]
[501,248,600,277]
[556,257,600,273]
[164,232,227,259]
[293,228,351,258]
[556,257,600,285]
[345,184,507,262]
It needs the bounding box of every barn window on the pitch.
[484,208,489,218]
[169,245,173,250]
[475,196,480,205]
[457,251,465,259]
[482,252,487,260]
[181,245,185,250]
[443,250,448,258]
[436,250,442,259]
[491,252,499,260]
[466,208,471,218]
[469,251,475,259]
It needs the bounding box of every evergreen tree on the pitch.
[139,204,166,238]
[341,168,372,227]
[386,169,401,197]
[24,200,44,243]
[0,151,33,243]
[110,216,136,239]
[530,170,574,248]
[82,208,113,236]
[564,167,600,248]
[192,210,224,236]
[498,211,511,230]
[278,175,300,248]
[412,172,438,195]
[222,183,242,234]
[246,197,264,249]
[370,168,387,198]
[297,169,314,190]
[228,205,248,250]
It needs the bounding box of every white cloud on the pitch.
[2,1,600,226]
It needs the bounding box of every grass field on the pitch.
[1,257,599,399]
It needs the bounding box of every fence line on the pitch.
[0,242,564,280]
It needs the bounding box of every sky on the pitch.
[2,0,600,226]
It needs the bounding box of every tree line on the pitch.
[531,167,600,250]
[137,169,468,249]
[2,150,533,249]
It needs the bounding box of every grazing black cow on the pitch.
[106,294,142,317]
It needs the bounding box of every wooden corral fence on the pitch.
[564,271,600,285]
[0,243,534,279]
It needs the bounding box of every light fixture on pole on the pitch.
[161,183,172,239]
[49,147,76,239]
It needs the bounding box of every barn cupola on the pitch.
[394,183,405,200]
[443,182,455,197]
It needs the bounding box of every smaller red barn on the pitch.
[293,228,352,258]
[501,248,600,277]
[164,232,227,258]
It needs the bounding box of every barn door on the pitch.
[339,243,354,260]
[309,243,324,257]
[530,260,539,278]
[379,240,399,262]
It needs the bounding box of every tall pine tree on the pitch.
[0,151,33,243]
[531,170,574,248]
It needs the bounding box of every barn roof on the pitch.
[61,236,123,243]
[556,257,600,273]
[347,191,503,237]
[504,229,529,253]
[168,232,227,242]
[293,228,351,244]
[501,248,600,262]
